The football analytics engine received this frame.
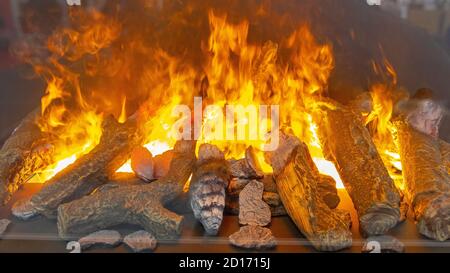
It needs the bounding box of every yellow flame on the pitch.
[29,8,345,188]
[365,59,406,191]
[118,97,127,124]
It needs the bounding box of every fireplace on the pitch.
[0,0,449,253]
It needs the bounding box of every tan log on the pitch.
[395,120,450,241]
[267,133,352,251]
[312,100,401,236]
[0,108,55,204]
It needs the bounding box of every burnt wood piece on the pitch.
[227,175,277,196]
[313,101,401,236]
[57,141,196,240]
[189,144,230,235]
[225,193,287,217]
[395,121,450,241]
[229,146,264,179]
[318,174,340,209]
[267,133,352,252]
[31,116,141,218]
[0,108,53,204]
[440,140,450,174]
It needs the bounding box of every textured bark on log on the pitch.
[395,121,450,241]
[189,144,230,235]
[267,134,352,251]
[440,140,450,174]
[313,101,401,236]
[57,141,196,240]
[0,108,54,205]
[31,116,140,218]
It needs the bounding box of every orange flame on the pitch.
[365,59,405,190]
[26,8,343,188]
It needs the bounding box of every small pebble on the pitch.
[123,230,158,252]
[78,230,122,250]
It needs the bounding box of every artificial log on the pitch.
[0,108,54,204]
[312,100,401,236]
[30,116,141,218]
[267,133,352,252]
[440,140,450,174]
[395,120,450,241]
[189,144,230,235]
[57,140,196,240]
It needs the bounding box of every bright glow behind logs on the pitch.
[26,9,344,188]
[115,140,173,173]
[307,115,344,189]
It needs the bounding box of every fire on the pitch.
[24,7,344,188]
[116,140,173,173]
[365,59,406,190]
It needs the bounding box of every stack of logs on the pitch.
[0,91,448,252]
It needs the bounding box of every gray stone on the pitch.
[12,197,38,220]
[229,225,277,250]
[0,219,11,236]
[78,230,122,250]
[239,181,271,226]
[124,230,158,252]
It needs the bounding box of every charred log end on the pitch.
[359,203,401,237]
[415,193,450,242]
[313,229,353,252]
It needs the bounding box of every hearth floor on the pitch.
[0,185,449,253]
